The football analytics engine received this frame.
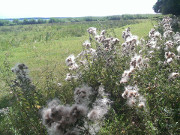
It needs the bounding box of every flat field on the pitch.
[0,18,157,128]
[1,16,180,135]
[0,19,157,103]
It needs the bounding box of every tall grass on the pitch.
[0,18,172,134]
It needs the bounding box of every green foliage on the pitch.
[0,19,139,134]
[1,16,179,134]
[0,20,11,26]
[0,14,162,26]
[99,17,179,134]
[153,0,180,15]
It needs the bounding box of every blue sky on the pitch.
[0,0,157,19]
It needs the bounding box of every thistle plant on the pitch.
[11,63,35,91]
[40,26,122,134]
[2,63,46,135]
[2,16,179,135]
[41,85,111,135]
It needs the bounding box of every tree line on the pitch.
[0,14,162,26]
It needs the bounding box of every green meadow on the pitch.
[0,19,157,97]
[4,17,179,135]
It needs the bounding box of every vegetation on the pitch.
[0,14,162,26]
[153,0,180,15]
[0,16,179,134]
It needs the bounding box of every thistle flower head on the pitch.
[87,109,100,121]
[177,45,180,55]
[47,99,61,108]
[111,38,120,45]
[98,85,107,97]
[11,63,34,90]
[154,31,161,39]
[0,107,9,115]
[127,98,136,107]
[126,35,138,45]
[11,63,29,79]
[57,83,62,87]
[95,35,105,43]
[120,70,131,84]
[74,85,93,105]
[88,97,110,121]
[176,55,180,60]
[167,58,173,64]
[130,54,142,68]
[138,96,146,103]
[149,28,155,38]
[138,102,145,108]
[120,67,135,84]
[70,104,88,118]
[65,73,78,81]
[42,108,53,127]
[165,52,175,59]
[146,39,157,48]
[173,32,180,44]
[65,73,72,81]
[163,30,174,39]
[41,98,88,134]
[122,89,129,99]
[83,40,91,49]
[122,27,132,40]
[65,54,76,67]
[68,63,79,71]
[88,48,97,56]
[100,30,106,35]
[87,27,97,36]
[50,105,65,122]
[164,40,174,50]
[122,85,145,108]
[169,72,179,80]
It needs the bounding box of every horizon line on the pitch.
[0,13,158,20]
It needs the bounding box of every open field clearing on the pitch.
[0,0,179,133]
[0,19,156,96]
[0,16,179,134]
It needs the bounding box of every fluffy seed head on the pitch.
[65,54,76,67]
[83,40,91,49]
[87,27,97,36]
[74,85,93,105]
[169,72,179,80]
[177,46,180,55]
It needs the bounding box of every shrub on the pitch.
[0,16,179,134]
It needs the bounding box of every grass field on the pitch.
[1,18,165,134]
[0,19,156,97]
[0,15,179,135]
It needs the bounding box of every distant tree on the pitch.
[29,19,36,24]
[37,19,46,24]
[0,20,10,26]
[13,19,19,24]
[153,0,180,15]
[23,19,29,24]
[0,20,5,26]
[84,17,93,21]
[49,18,58,23]
[107,16,121,20]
